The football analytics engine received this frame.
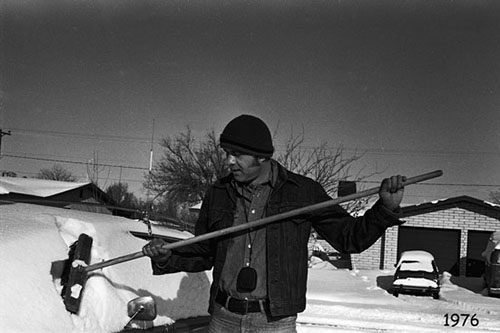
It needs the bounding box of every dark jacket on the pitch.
[152,162,403,317]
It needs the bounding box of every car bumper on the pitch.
[488,287,500,296]
[393,285,439,292]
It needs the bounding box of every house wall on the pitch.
[351,237,384,270]
[351,203,500,274]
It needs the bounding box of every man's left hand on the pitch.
[379,175,406,211]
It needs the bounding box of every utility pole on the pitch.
[0,129,11,157]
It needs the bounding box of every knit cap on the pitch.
[220,115,274,157]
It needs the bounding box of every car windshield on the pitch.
[399,260,434,272]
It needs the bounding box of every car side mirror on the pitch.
[127,296,157,321]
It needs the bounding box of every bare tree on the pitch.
[490,189,500,205]
[38,164,76,182]
[276,128,378,215]
[146,128,227,208]
[147,126,376,219]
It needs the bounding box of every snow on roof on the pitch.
[485,200,500,208]
[0,177,91,197]
[431,199,445,204]
[400,197,448,210]
[402,195,500,218]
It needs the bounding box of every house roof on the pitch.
[402,195,500,218]
[0,177,92,197]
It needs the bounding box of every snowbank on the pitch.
[0,203,211,333]
[299,269,500,332]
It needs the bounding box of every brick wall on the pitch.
[351,203,500,272]
[351,237,383,270]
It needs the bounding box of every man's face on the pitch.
[223,149,264,184]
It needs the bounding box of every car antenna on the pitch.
[144,118,155,237]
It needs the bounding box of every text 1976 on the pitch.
[444,313,479,327]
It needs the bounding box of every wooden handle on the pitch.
[85,169,442,272]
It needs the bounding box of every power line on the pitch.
[4,152,498,189]
[345,147,499,157]
[273,145,499,157]
[6,127,158,144]
[7,169,146,184]
[4,149,145,165]
[2,153,149,171]
[8,127,499,157]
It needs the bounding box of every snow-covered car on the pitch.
[482,231,500,297]
[0,202,211,332]
[392,250,440,299]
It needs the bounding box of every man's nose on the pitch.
[226,154,236,165]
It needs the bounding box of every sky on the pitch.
[2,202,500,332]
[1,0,499,205]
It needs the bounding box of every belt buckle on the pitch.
[242,297,249,315]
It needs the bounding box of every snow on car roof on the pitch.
[397,250,435,271]
[399,250,435,261]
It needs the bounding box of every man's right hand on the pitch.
[142,238,172,264]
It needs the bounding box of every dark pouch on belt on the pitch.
[237,267,257,292]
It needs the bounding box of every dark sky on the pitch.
[2,0,499,203]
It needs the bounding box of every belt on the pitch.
[215,290,269,315]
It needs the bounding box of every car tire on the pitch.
[432,292,439,300]
[393,291,399,297]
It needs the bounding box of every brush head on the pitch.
[61,233,93,314]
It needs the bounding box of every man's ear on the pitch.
[257,157,266,164]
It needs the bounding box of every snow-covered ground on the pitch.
[1,202,499,332]
[299,267,500,332]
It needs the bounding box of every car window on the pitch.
[399,260,434,272]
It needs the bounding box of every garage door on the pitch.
[467,230,493,277]
[398,226,460,275]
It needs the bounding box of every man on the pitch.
[143,114,406,332]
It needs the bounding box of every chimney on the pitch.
[338,180,356,197]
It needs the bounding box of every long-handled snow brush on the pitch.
[62,169,443,314]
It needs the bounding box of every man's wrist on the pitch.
[382,204,400,213]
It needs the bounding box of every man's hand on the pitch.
[379,175,406,212]
[142,238,172,264]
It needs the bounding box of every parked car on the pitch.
[482,231,500,297]
[0,202,211,332]
[392,250,440,299]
